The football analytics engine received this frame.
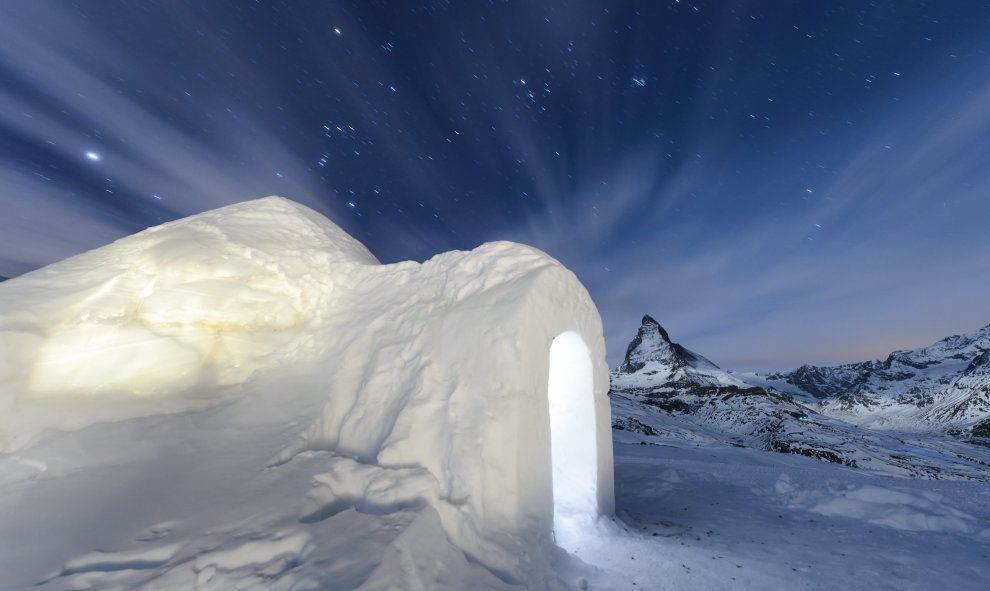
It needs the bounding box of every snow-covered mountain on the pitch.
[610,316,990,480]
[763,324,990,439]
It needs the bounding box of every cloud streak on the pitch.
[516,52,990,368]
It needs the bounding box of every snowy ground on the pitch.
[3,402,989,590]
[570,432,990,590]
[0,371,515,591]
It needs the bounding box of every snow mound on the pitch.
[0,197,613,589]
[5,197,377,399]
[774,474,980,534]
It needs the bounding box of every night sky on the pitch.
[2,1,989,369]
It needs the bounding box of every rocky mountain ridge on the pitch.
[763,324,990,437]
[609,316,990,480]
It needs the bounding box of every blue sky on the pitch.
[1,1,988,368]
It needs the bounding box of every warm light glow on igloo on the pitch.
[547,331,598,549]
[28,231,321,395]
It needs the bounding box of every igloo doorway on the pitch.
[547,331,598,549]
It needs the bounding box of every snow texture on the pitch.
[0,197,613,590]
[592,435,990,590]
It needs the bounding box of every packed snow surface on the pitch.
[590,433,990,590]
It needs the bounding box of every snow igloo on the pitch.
[0,197,614,587]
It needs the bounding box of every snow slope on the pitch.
[0,197,613,590]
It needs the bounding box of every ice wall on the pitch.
[297,237,615,580]
[0,196,613,587]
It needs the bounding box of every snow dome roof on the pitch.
[0,197,613,589]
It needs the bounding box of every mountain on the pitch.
[610,316,990,480]
[617,315,720,374]
[763,324,990,439]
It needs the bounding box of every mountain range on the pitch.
[609,315,990,480]
[761,325,990,438]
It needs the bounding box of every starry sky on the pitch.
[2,0,989,370]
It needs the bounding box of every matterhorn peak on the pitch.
[618,315,718,374]
[639,314,670,340]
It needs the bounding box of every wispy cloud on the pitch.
[1,2,988,371]
[511,54,990,368]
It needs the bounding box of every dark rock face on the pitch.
[639,392,701,415]
[612,417,660,437]
[767,361,880,399]
[966,349,990,374]
[971,417,990,438]
[766,437,857,467]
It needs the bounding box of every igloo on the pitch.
[0,197,613,588]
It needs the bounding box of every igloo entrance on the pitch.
[547,331,598,549]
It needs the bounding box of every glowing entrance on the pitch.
[547,331,598,549]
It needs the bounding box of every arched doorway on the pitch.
[547,331,598,550]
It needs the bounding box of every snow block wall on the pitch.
[0,197,613,587]
[297,227,616,579]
